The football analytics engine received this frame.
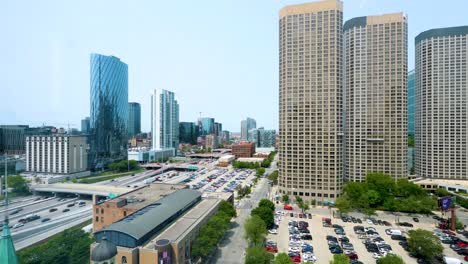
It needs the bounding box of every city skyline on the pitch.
[2,0,468,132]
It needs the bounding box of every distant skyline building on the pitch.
[89,54,128,169]
[81,117,90,134]
[179,122,198,145]
[240,117,256,141]
[278,0,343,200]
[408,70,415,136]
[214,122,222,136]
[128,102,141,137]
[415,26,468,180]
[199,117,215,136]
[344,13,408,182]
[248,127,276,148]
[151,89,179,151]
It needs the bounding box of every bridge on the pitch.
[31,183,133,197]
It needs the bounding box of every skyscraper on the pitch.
[278,0,343,200]
[81,117,90,134]
[151,89,179,151]
[128,102,141,137]
[89,54,128,169]
[199,117,215,136]
[344,13,408,181]
[415,26,468,180]
[240,117,256,141]
[179,122,198,145]
[214,122,222,136]
[408,70,415,136]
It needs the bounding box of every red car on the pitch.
[265,245,278,253]
[465,255,468,261]
[457,242,468,248]
[284,204,293,210]
[290,256,301,263]
[299,213,303,218]
[346,252,359,260]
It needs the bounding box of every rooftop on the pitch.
[412,178,468,188]
[416,25,468,44]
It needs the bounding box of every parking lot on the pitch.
[266,206,467,263]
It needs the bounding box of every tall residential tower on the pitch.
[151,89,179,151]
[240,117,256,141]
[278,0,343,200]
[344,13,408,181]
[415,26,468,180]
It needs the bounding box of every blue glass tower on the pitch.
[199,118,215,136]
[408,70,415,136]
[128,102,141,137]
[90,54,128,169]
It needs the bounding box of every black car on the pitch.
[307,213,312,219]
[332,224,343,229]
[413,217,420,222]
[391,235,407,241]
[356,218,362,224]
[398,222,414,227]
[339,236,350,243]
[299,221,309,227]
[327,235,338,242]
[382,221,392,226]
[41,218,51,223]
[302,234,312,240]
[290,212,294,217]
[377,220,383,225]
[330,246,343,254]
[10,209,21,215]
[67,203,75,207]
[62,208,70,212]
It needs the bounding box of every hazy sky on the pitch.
[1,0,467,132]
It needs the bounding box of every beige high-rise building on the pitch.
[415,26,468,180]
[278,0,343,201]
[344,13,408,181]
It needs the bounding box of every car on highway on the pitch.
[67,203,75,207]
[9,209,22,215]
[78,201,86,207]
[62,208,70,212]
[49,208,58,212]
[13,223,24,229]
[41,218,51,223]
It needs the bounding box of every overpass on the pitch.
[31,183,133,197]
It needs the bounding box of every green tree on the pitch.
[335,196,352,214]
[366,172,396,202]
[258,199,275,212]
[408,229,444,260]
[251,206,274,228]
[329,254,350,264]
[8,175,30,195]
[268,170,279,185]
[377,254,405,264]
[245,247,274,264]
[367,189,381,206]
[256,167,266,177]
[282,194,289,204]
[435,188,450,197]
[218,200,237,218]
[274,253,294,264]
[244,215,267,246]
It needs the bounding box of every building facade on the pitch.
[89,54,128,169]
[26,135,88,174]
[248,128,276,148]
[278,0,343,200]
[179,122,198,145]
[232,142,255,158]
[0,125,28,155]
[81,117,90,134]
[128,102,141,138]
[344,13,408,182]
[214,122,222,136]
[240,117,256,141]
[415,26,468,180]
[198,118,215,136]
[408,70,415,136]
[151,89,179,151]
[205,134,218,149]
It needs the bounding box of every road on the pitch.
[210,177,270,264]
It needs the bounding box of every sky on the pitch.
[1,0,467,132]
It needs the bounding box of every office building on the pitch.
[0,125,28,155]
[91,189,230,264]
[240,117,256,141]
[26,135,88,174]
[128,103,141,138]
[278,0,343,200]
[89,54,128,169]
[344,13,408,182]
[205,134,218,149]
[151,89,179,151]
[214,122,222,136]
[179,122,198,145]
[198,118,215,136]
[408,70,415,136]
[221,130,231,144]
[248,128,276,148]
[81,117,90,134]
[415,26,468,180]
[232,142,255,158]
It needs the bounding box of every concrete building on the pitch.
[81,117,90,134]
[415,26,468,180]
[218,155,235,167]
[278,0,343,200]
[221,130,231,144]
[240,117,256,141]
[151,89,179,152]
[179,122,198,145]
[128,148,175,163]
[128,102,141,138]
[0,125,28,155]
[91,189,228,264]
[205,134,218,150]
[344,13,408,182]
[408,70,415,136]
[232,142,255,158]
[89,54,128,169]
[26,135,88,174]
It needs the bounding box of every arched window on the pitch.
[122,256,127,264]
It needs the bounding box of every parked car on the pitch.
[268,229,278,234]
[284,204,293,210]
[265,245,278,253]
[302,234,312,240]
[391,235,407,241]
[413,217,420,222]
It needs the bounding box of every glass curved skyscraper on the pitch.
[90,54,128,169]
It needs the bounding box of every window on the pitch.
[124,211,127,217]
[101,209,104,214]
[122,256,127,264]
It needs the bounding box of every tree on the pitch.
[282,194,289,204]
[268,170,279,185]
[244,215,267,247]
[256,167,266,177]
[245,247,274,264]
[258,199,275,212]
[251,206,274,228]
[219,200,237,218]
[329,254,350,264]
[408,229,444,260]
[377,254,405,264]
[8,175,30,195]
[435,188,450,197]
[274,253,294,264]
[335,197,352,214]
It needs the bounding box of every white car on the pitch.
[372,253,382,259]
[269,229,278,234]
[288,247,300,252]
[367,219,374,224]
[13,223,24,229]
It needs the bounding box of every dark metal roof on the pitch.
[91,237,117,261]
[416,26,468,44]
[95,189,201,246]
[344,16,366,31]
